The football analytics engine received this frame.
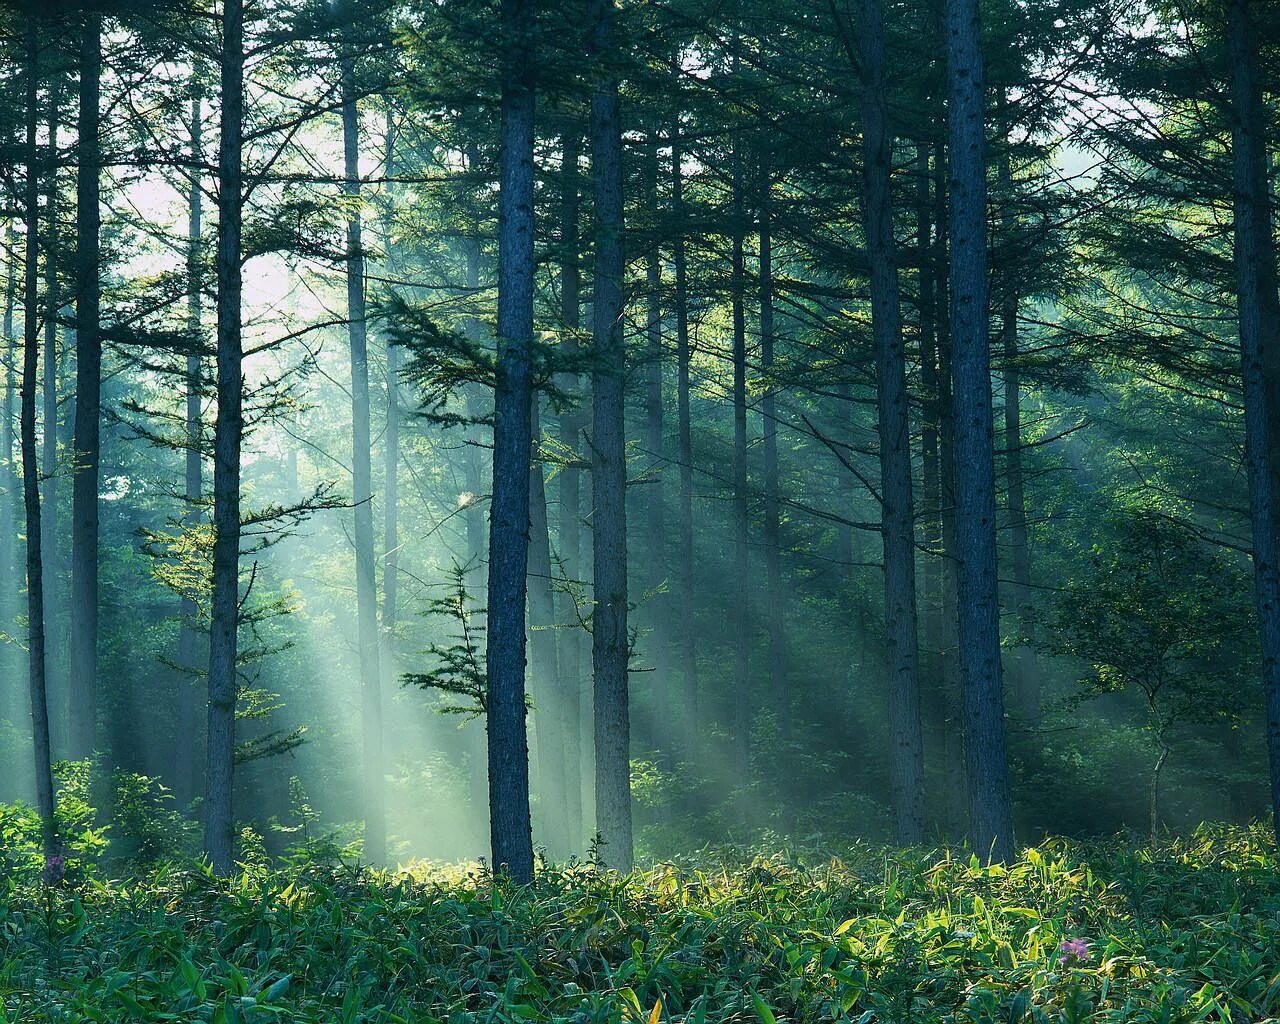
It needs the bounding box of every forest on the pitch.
[1,0,1279,1020]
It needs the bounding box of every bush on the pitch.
[0,825,1276,1022]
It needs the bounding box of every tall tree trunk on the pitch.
[3,221,18,727]
[729,135,751,798]
[70,13,101,761]
[205,0,245,876]
[643,138,669,748]
[860,0,926,844]
[916,144,950,826]
[176,83,203,808]
[671,117,698,733]
[1000,286,1037,727]
[382,110,401,702]
[934,140,967,836]
[589,0,632,873]
[1227,0,1280,851]
[41,74,63,755]
[917,146,943,690]
[759,155,789,742]
[22,20,57,864]
[528,397,568,856]
[556,128,585,847]
[997,141,1038,730]
[486,0,537,884]
[340,25,386,866]
[944,0,1014,863]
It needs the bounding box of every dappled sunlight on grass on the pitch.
[1,824,1276,1022]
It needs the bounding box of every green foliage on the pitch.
[1049,512,1255,745]
[0,761,108,884]
[0,827,1277,1022]
[105,770,199,869]
[402,562,490,718]
[269,776,363,868]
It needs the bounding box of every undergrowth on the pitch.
[0,823,1276,1023]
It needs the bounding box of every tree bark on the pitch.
[70,13,101,762]
[1227,0,1280,851]
[205,0,245,876]
[1148,742,1169,843]
[556,128,585,848]
[382,109,401,700]
[996,140,1038,731]
[944,0,1015,862]
[528,396,568,856]
[41,73,63,754]
[486,0,537,884]
[643,138,669,747]
[22,19,58,863]
[589,0,632,873]
[934,141,967,837]
[175,82,203,808]
[340,23,386,866]
[730,135,751,798]
[2,222,18,727]
[759,154,789,742]
[671,117,699,733]
[859,0,926,844]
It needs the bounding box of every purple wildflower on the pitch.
[43,854,66,884]
[1058,937,1090,966]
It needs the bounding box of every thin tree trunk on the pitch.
[860,0,926,844]
[22,20,57,863]
[589,0,632,873]
[556,128,585,848]
[644,138,669,747]
[759,155,789,742]
[1001,288,1038,726]
[671,117,698,733]
[340,25,386,866]
[1227,0,1280,851]
[916,144,950,828]
[3,221,18,726]
[934,140,967,836]
[205,0,245,876]
[382,109,401,697]
[945,0,1014,863]
[528,396,568,856]
[464,235,487,579]
[1148,742,1169,843]
[997,141,1038,730]
[70,13,101,761]
[176,83,203,808]
[730,135,751,797]
[486,0,537,884]
[917,145,943,692]
[41,74,63,754]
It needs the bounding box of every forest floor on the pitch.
[1,825,1277,1023]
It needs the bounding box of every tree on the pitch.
[1050,514,1255,838]
[205,0,246,876]
[486,0,537,884]
[857,0,925,844]
[588,0,632,873]
[20,17,58,868]
[1225,0,1280,850]
[944,0,1014,862]
[338,1,386,866]
[69,10,101,761]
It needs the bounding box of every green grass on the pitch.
[1,824,1277,1023]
